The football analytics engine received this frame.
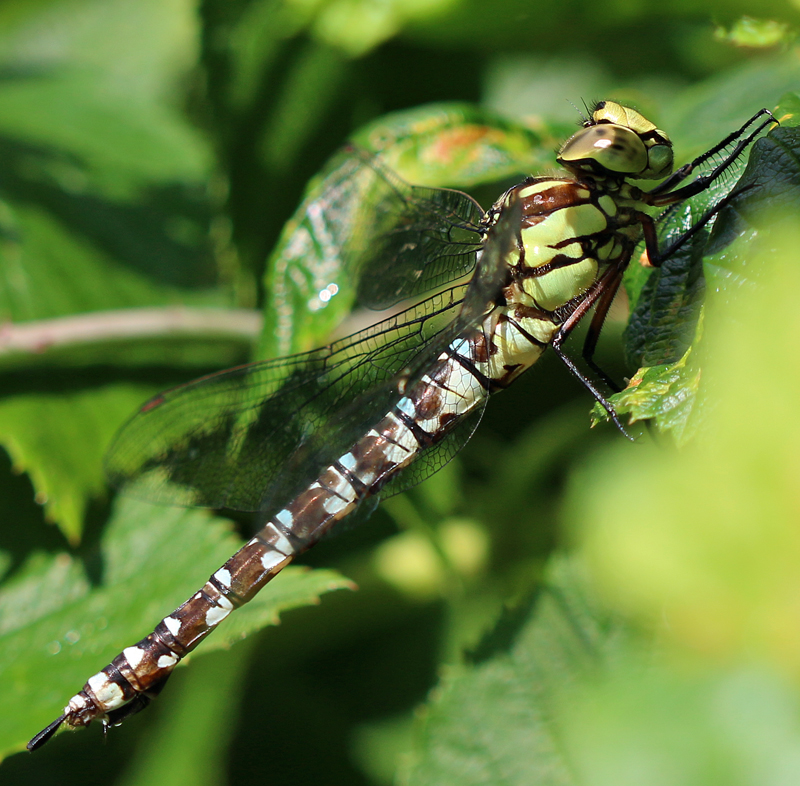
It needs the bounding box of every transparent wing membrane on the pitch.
[342,149,486,308]
[106,286,467,511]
[106,186,521,519]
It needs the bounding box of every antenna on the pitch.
[567,98,589,124]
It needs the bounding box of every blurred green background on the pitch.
[1,1,800,784]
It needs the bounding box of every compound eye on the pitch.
[558,124,648,176]
[645,142,674,179]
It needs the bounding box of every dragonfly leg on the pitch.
[636,109,776,267]
[638,180,759,267]
[647,108,776,197]
[551,343,633,440]
[548,263,633,438]
[580,268,625,393]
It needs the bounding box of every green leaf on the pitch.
[0,384,153,544]
[575,227,800,663]
[0,0,199,105]
[713,16,793,50]
[556,661,800,786]
[774,91,800,126]
[0,66,226,539]
[623,207,706,369]
[708,116,800,258]
[591,336,703,445]
[289,0,456,56]
[623,107,783,366]
[0,497,351,759]
[662,54,800,151]
[617,117,800,439]
[402,558,627,786]
[0,73,217,318]
[561,228,800,785]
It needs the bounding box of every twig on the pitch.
[0,308,262,356]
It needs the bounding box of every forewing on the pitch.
[344,150,486,309]
[105,287,468,512]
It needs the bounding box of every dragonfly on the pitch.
[28,100,775,750]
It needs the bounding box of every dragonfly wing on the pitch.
[342,150,486,309]
[457,191,522,330]
[106,286,468,512]
[107,183,519,516]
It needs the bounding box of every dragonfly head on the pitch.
[557,100,674,181]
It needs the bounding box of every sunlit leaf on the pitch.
[0,66,225,539]
[713,16,792,50]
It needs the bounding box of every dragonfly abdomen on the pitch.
[32,161,629,750]
[36,313,551,746]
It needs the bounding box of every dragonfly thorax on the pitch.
[496,177,641,315]
[557,100,673,181]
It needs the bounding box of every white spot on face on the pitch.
[87,673,125,709]
[213,568,232,588]
[163,616,181,637]
[260,548,286,572]
[157,653,179,669]
[205,604,231,627]
[123,646,147,670]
